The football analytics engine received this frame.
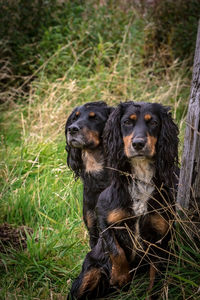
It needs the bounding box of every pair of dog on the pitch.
[65,101,179,299]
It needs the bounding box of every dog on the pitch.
[68,101,179,299]
[97,101,179,293]
[65,101,113,248]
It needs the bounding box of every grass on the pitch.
[0,1,199,299]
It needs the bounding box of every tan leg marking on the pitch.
[150,214,169,236]
[107,210,130,286]
[146,264,157,300]
[78,268,101,297]
[149,264,156,291]
[107,209,128,224]
[110,240,131,287]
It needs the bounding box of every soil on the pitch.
[0,223,33,253]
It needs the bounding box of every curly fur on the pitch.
[98,101,179,295]
[154,105,179,186]
[103,101,179,185]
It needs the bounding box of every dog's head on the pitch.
[121,102,162,159]
[104,101,179,186]
[65,101,113,178]
[66,101,111,149]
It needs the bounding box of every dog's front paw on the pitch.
[110,266,131,287]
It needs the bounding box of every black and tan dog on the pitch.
[68,101,179,299]
[65,101,113,248]
[97,101,179,292]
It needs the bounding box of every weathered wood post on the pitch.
[177,20,200,214]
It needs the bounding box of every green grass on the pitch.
[0,1,200,299]
[0,133,88,298]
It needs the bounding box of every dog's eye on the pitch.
[73,114,79,121]
[149,120,158,127]
[89,115,97,120]
[124,119,133,125]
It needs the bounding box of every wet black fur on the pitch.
[65,101,113,248]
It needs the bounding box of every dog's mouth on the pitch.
[67,128,101,150]
[133,153,146,157]
[128,148,155,159]
[67,134,98,149]
[130,153,147,159]
[67,133,85,148]
[69,139,84,148]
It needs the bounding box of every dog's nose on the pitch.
[68,125,80,135]
[132,138,146,151]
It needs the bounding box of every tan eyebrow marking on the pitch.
[144,114,152,121]
[75,111,80,116]
[129,114,137,120]
[89,111,96,117]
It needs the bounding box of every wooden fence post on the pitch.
[177,20,200,211]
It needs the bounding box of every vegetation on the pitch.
[0,1,199,299]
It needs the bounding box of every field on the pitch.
[0,1,200,299]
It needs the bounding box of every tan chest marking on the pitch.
[129,157,155,215]
[82,149,104,173]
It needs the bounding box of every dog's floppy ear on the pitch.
[65,145,82,179]
[156,106,179,186]
[65,109,82,179]
[103,104,127,171]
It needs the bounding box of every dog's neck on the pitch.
[130,157,155,183]
[82,147,104,174]
[128,157,155,215]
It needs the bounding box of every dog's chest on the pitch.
[128,158,155,215]
[82,149,104,173]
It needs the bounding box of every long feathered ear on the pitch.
[65,110,82,179]
[103,104,127,172]
[156,106,179,187]
[65,145,82,179]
